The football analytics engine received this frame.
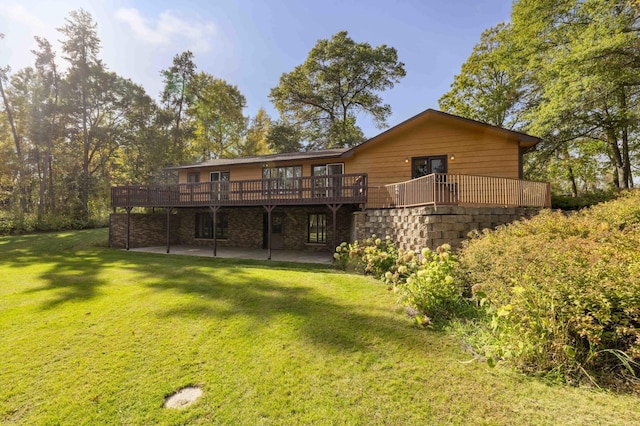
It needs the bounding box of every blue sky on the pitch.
[0,0,512,137]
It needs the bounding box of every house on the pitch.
[110,109,550,257]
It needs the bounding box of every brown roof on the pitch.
[170,109,541,170]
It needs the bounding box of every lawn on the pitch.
[1,229,639,425]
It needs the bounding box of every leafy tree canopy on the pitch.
[269,31,406,149]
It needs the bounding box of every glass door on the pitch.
[210,171,230,200]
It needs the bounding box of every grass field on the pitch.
[1,229,639,425]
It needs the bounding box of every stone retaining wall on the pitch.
[351,206,541,251]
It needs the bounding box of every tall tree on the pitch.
[238,108,272,156]
[270,31,406,149]
[0,33,28,212]
[161,51,196,165]
[440,0,640,192]
[266,120,303,153]
[189,72,247,160]
[439,23,526,128]
[31,36,60,217]
[58,8,102,218]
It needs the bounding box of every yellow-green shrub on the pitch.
[458,191,640,387]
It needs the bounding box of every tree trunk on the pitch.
[606,128,626,189]
[0,75,27,212]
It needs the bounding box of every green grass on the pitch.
[1,229,639,425]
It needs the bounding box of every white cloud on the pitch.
[115,7,216,53]
[0,3,45,30]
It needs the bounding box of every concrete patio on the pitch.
[127,245,334,264]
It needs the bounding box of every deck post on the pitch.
[263,205,275,260]
[327,204,342,251]
[125,206,133,250]
[166,207,172,254]
[209,206,220,257]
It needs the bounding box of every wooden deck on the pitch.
[367,174,551,209]
[111,173,550,209]
[111,173,368,208]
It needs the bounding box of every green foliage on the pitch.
[0,211,108,235]
[551,189,619,210]
[270,31,405,149]
[458,191,640,388]
[333,235,398,278]
[335,236,465,324]
[393,246,463,326]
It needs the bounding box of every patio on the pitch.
[127,245,334,264]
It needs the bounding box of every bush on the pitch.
[334,235,398,278]
[335,237,466,325]
[458,190,640,388]
[551,189,619,210]
[394,245,463,326]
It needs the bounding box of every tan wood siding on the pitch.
[177,115,522,185]
[344,119,520,186]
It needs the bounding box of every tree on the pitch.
[160,51,196,165]
[58,8,102,219]
[0,33,28,213]
[269,31,406,149]
[238,108,272,156]
[266,120,303,153]
[189,72,247,160]
[31,36,60,217]
[441,0,640,192]
[439,24,526,129]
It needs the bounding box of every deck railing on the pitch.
[111,173,368,208]
[367,174,550,209]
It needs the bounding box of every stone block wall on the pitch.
[351,206,541,251]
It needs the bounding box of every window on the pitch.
[195,212,229,239]
[262,166,302,193]
[187,172,200,183]
[411,156,447,179]
[308,213,327,243]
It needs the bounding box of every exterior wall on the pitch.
[177,115,523,185]
[352,206,541,251]
[111,206,355,252]
[344,119,521,187]
[109,213,180,249]
[178,159,346,184]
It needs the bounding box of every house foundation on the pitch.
[352,206,541,251]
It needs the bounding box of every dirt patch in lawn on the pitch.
[163,386,203,409]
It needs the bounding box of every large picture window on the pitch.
[308,213,327,243]
[195,212,229,239]
[262,165,302,193]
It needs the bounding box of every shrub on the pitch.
[335,237,466,325]
[394,245,463,326]
[334,235,398,278]
[458,190,640,388]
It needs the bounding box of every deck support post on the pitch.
[166,207,173,254]
[125,206,133,250]
[263,205,275,260]
[327,204,342,251]
[209,206,220,257]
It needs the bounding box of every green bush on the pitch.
[335,237,465,325]
[394,245,463,326]
[458,190,640,387]
[334,235,398,278]
[551,189,619,210]
[0,211,109,235]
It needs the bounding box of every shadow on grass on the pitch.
[3,229,432,353]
